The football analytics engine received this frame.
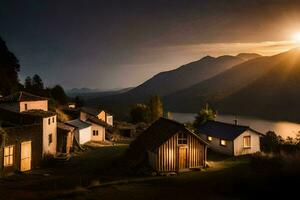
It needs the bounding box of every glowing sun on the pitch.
[292,32,300,43]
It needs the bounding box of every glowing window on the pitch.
[178,132,187,144]
[207,136,213,142]
[220,139,227,146]
[4,146,14,166]
[243,136,251,148]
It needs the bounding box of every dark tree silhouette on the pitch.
[0,36,20,95]
[50,85,68,105]
[149,95,163,122]
[130,104,150,123]
[74,96,84,107]
[32,74,44,90]
[24,76,32,89]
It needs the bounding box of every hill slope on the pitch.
[219,49,300,122]
[86,54,253,118]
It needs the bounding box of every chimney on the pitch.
[234,115,238,125]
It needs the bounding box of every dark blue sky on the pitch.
[1,0,300,90]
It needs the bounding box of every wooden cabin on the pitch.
[129,118,208,173]
[196,120,263,156]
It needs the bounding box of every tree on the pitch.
[130,104,151,123]
[261,131,282,153]
[193,104,216,128]
[0,36,21,95]
[24,76,32,89]
[32,74,44,90]
[50,85,68,105]
[74,96,84,107]
[149,95,163,122]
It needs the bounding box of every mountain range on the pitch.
[86,48,300,122]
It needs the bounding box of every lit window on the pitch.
[48,134,53,145]
[4,146,14,166]
[48,118,51,125]
[178,132,187,144]
[220,139,227,146]
[207,136,213,142]
[243,136,251,148]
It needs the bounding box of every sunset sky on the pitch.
[1,0,300,90]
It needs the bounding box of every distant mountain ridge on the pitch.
[86,53,261,118]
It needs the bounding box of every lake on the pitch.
[171,112,300,139]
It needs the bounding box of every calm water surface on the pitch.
[172,112,300,139]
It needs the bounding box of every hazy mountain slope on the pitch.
[86,54,251,118]
[219,49,300,122]
[163,54,279,112]
[129,55,247,97]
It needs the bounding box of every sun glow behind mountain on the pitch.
[292,32,300,44]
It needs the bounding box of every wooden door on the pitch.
[21,141,32,172]
[178,147,188,170]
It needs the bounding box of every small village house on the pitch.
[0,92,57,157]
[57,122,75,154]
[80,107,113,126]
[0,91,48,112]
[66,119,92,145]
[129,118,208,173]
[196,120,263,156]
[85,116,106,142]
[0,124,43,176]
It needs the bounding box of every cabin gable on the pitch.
[149,131,206,172]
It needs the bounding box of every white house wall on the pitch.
[233,130,261,156]
[79,126,92,144]
[42,115,57,156]
[106,115,113,126]
[20,100,48,112]
[91,123,105,142]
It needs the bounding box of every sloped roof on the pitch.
[86,116,109,127]
[196,120,261,140]
[22,109,56,118]
[57,122,75,132]
[80,107,101,116]
[132,118,207,152]
[0,91,48,103]
[65,119,91,130]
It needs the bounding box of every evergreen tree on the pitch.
[0,36,20,95]
[74,96,84,107]
[193,104,216,128]
[24,76,32,89]
[149,95,163,122]
[130,104,150,123]
[32,74,44,90]
[50,85,68,105]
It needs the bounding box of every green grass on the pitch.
[1,146,299,200]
